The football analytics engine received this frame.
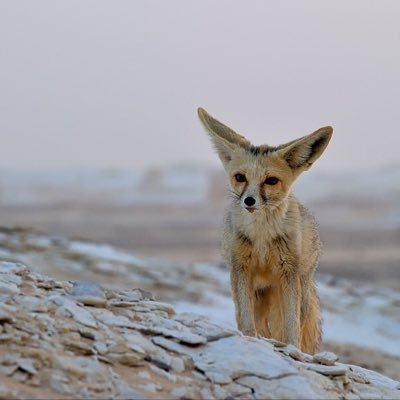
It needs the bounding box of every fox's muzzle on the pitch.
[243,196,258,213]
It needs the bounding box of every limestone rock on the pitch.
[192,335,297,382]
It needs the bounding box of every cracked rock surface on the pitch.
[0,259,399,399]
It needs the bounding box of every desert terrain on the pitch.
[0,166,399,380]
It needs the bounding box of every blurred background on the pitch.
[0,0,399,377]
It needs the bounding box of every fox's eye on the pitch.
[264,177,279,185]
[234,173,247,183]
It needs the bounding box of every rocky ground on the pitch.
[0,227,399,380]
[0,257,399,399]
[0,228,399,398]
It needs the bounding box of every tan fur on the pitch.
[198,107,333,354]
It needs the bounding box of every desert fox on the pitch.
[198,108,332,354]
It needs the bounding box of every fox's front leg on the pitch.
[281,274,301,348]
[230,264,256,336]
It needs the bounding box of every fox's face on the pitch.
[227,147,297,212]
[198,108,333,213]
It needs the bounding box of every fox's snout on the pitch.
[243,196,257,212]
[238,181,267,212]
[244,196,256,207]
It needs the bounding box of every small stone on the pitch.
[313,351,339,366]
[307,363,348,376]
[78,327,97,340]
[17,358,38,375]
[70,281,107,308]
[174,313,235,341]
[170,356,185,373]
[285,344,307,362]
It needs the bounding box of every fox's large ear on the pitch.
[277,126,333,171]
[197,108,249,164]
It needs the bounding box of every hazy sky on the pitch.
[1,1,400,172]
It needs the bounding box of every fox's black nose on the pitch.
[244,196,256,207]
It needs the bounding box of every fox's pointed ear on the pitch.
[277,126,333,171]
[197,107,249,164]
